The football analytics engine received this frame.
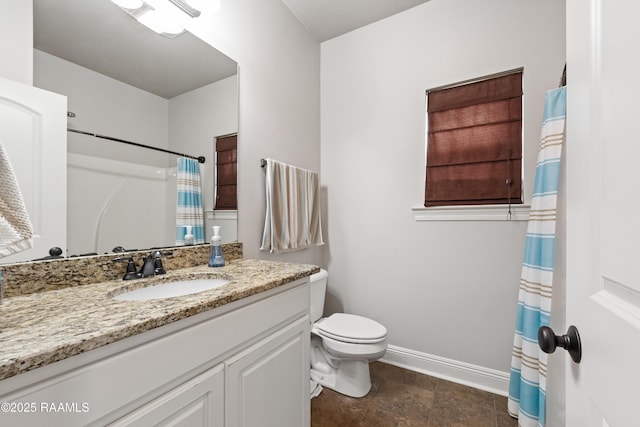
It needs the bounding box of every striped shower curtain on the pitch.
[508,86,566,427]
[176,157,205,245]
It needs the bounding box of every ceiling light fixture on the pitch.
[110,0,219,37]
[136,9,185,35]
[110,0,144,9]
[109,0,186,37]
[167,0,221,17]
[167,0,201,18]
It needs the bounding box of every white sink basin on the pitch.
[113,278,231,301]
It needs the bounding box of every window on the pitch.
[424,70,523,207]
[214,134,237,210]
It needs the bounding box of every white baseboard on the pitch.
[380,345,510,396]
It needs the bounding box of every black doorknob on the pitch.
[538,325,582,363]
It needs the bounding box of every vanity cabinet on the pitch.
[0,279,310,427]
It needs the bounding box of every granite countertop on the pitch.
[0,259,319,382]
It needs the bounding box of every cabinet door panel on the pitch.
[226,317,310,427]
[110,363,224,427]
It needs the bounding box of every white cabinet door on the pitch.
[565,1,640,425]
[226,317,310,427]
[110,363,224,427]
[0,76,66,262]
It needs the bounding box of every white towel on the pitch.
[261,158,324,253]
[0,139,33,258]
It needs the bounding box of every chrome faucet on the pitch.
[114,251,168,280]
[140,251,167,278]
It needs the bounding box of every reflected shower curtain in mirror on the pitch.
[508,86,566,427]
[176,157,205,245]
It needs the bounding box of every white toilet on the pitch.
[309,269,388,398]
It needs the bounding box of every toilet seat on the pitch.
[314,313,387,344]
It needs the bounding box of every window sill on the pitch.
[411,204,530,222]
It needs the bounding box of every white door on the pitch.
[565,1,640,425]
[0,76,67,262]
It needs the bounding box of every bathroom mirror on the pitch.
[28,0,238,259]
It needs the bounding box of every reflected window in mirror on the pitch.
[215,134,237,210]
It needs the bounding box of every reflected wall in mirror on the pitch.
[31,0,238,259]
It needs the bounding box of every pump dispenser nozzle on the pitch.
[184,225,194,245]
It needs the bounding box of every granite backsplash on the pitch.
[0,242,243,298]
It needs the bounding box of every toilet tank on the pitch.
[309,269,328,322]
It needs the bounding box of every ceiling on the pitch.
[281,0,431,42]
[33,0,429,98]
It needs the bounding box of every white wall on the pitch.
[34,49,171,167]
[184,0,322,264]
[321,0,566,394]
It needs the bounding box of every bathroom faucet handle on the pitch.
[152,251,166,275]
[113,257,141,280]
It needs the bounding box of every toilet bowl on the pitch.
[309,269,388,398]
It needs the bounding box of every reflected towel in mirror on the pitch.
[0,139,34,258]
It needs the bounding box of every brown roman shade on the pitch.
[215,134,237,210]
[425,71,523,207]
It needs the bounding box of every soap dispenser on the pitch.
[184,225,195,246]
[208,226,225,267]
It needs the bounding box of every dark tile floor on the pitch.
[311,361,518,427]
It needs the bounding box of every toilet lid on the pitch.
[315,313,387,344]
